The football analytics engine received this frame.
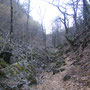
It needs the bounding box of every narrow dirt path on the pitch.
[30,57,90,90]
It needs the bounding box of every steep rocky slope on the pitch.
[0,60,37,90]
[0,30,90,90]
[30,42,90,90]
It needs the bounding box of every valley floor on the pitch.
[30,57,90,90]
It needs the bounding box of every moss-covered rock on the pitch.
[0,60,37,90]
[62,60,66,66]
[0,70,6,78]
[56,61,62,68]
[60,68,65,72]
[10,69,14,77]
[0,58,9,69]
[55,60,66,68]
[0,60,37,89]
[0,37,3,49]
[27,74,37,85]
[25,69,30,74]
[42,64,46,69]
[14,63,24,71]
[0,52,12,64]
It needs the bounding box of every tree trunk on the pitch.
[10,0,13,43]
[83,0,90,25]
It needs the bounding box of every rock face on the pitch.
[0,58,9,69]
[0,51,12,64]
[63,74,71,81]
[0,60,37,90]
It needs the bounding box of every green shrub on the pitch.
[56,61,60,66]
[10,69,14,77]
[27,74,37,85]
[25,69,30,74]
[56,61,62,68]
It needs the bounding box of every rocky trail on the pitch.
[0,45,90,90]
[30,56,90,90]
[0,0,90,90]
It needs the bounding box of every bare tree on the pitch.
[82,0,90,26]
[36,0,47,50]
[26,0,31,42]
[48,1,69,33]
[26,0,30,31]
[48,0,80,45]
[51,18,62,47]
[26,0,33,60]
[70,0,79,30]
[10,0,13,43]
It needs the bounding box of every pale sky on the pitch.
[31,0,61,34]
[19,0,74,34]
[19,0,62,34]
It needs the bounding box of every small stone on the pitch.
[63,74,71,81]
[60,68,65,72]
[52,69,59,75]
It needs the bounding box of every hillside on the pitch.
[31,31,90,90]
[0,0,90,90]
[0,0,44,48]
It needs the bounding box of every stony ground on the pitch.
[0,44,90,90]
[30,56,90,90]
